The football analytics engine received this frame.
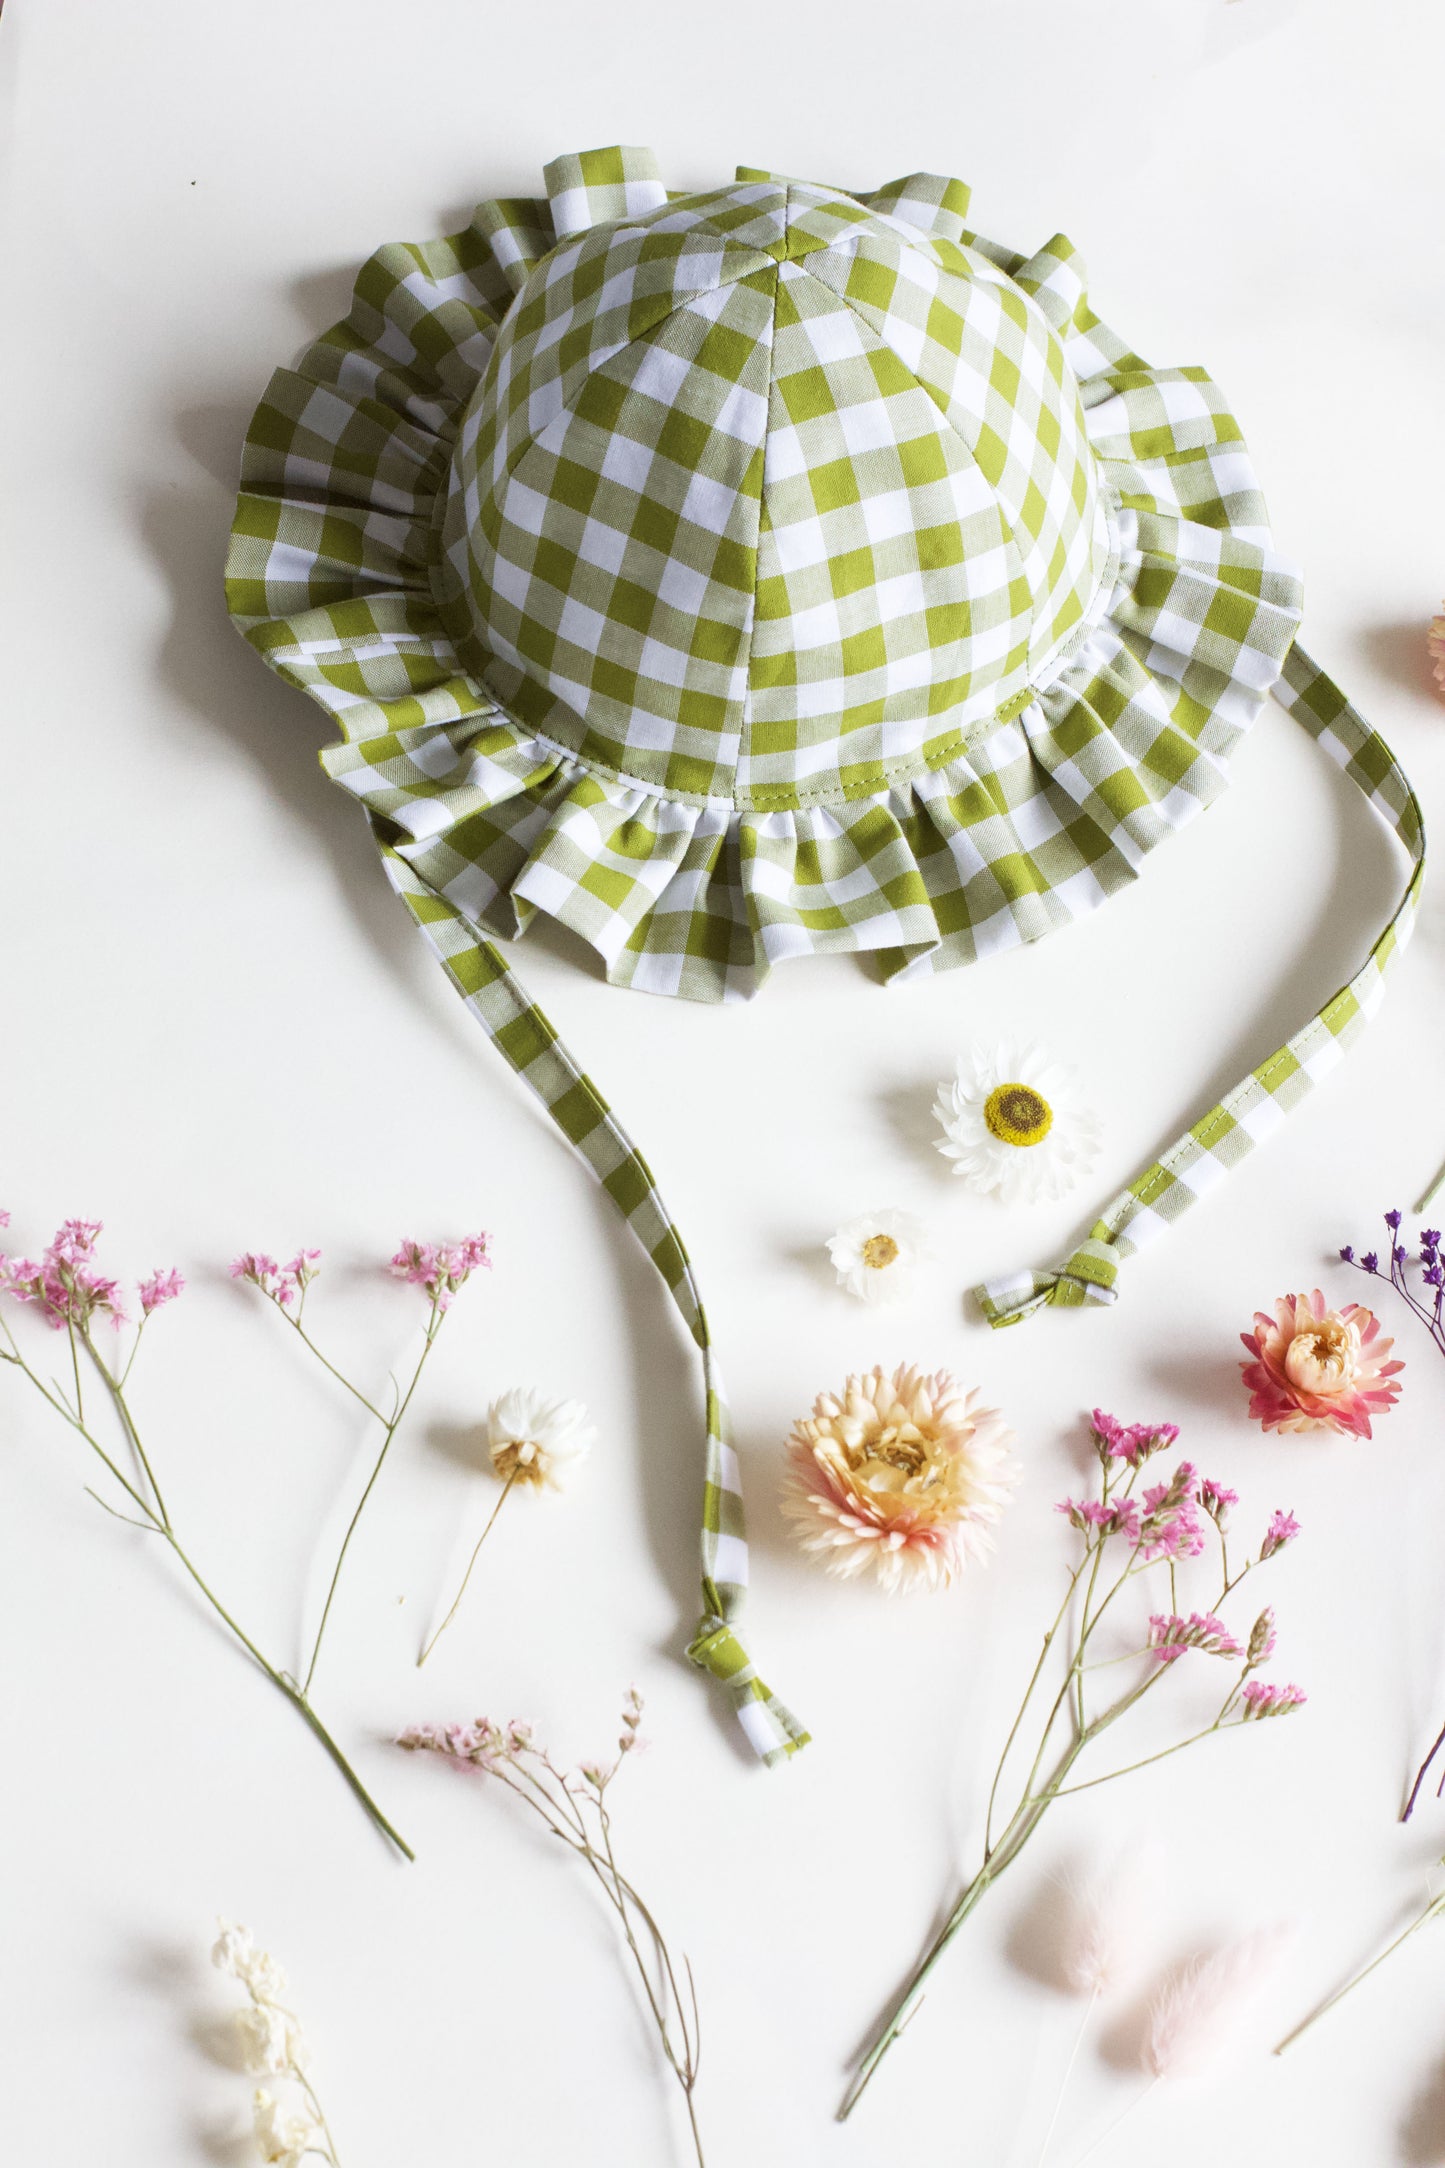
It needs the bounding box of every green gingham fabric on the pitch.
[225,150,1424,1746]
[226,149,1305,1007]
[977,644,1426,1326]
[383,843,809,1764]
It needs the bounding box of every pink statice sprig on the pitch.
[1054,1410,1304,1725]
[231,1248,322,1313]
[0,1214,187,1346]
[388,1234,491,1312]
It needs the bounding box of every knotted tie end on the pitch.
[974,1233,1123,1330]
[687,1616,811,1766]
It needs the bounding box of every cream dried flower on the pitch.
[235,2000,308,2079]
[1429,604,1445,694]
[488,1387,595,1491]
[211,1923,338,2167]
[933,1040,1101,1205]
[253,2089,322,2167]
[783,1363,1018,1592]
[825,1209,929,1306]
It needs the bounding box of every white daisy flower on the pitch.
[488,1387,596,1491]
[933,1041,1101,1205]
[825,1209,929,1306]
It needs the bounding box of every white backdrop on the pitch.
[4,1,1445,2162]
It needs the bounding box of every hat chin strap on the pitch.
[379,842,810,1770]
[978,644,1427,1329]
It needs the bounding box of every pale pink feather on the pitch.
[1143,1926,1292,2079]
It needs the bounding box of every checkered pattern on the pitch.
[383,841,810,1766]
[224,154,1424,1740]
[228,155,1304,1009]
[434,169,1104,811]
[978,645,1426,1325]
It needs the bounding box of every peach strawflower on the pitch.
[782,1363,1017,1592]
[1240,1289,1402,1438]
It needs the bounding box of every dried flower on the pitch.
[1089,1409,1179,1468]
[782,1364,1017,1593]
[417,1391,597,1667]
[933,1040,1101,1205]
[1240,1289,1402,1437]
[253,2090,323,2167]
[487,1387,595,1491]
[1240,1680,1307,1720]
[1137,1464,1206,1563]
[399,1691,705,2166]
[388,1233,491,1309]
[0,1210,513,1856]
[1246,1608,1278,1666]
[1200,1478,1238,1526]
[1429,604,1445,694]
[1259,1509,1300,1559]
[2,1218,128,1331]
[139,1267,185,1314]
[825,1208,929,1306]
[839,1410,1303,2117]
[1147,1612,1244,1663]
[212,1922,338,2166]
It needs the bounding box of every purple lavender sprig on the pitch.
[1341,1211,1445,1821]
[1339,1210,1445,1359]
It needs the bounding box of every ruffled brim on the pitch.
[228,183,1304,1003]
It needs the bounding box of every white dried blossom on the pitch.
[488,1387,595,1491]
[825,1208,929,1306]
[933,1040,1101,1205]
[253,2088,322,2166]
[236,2000,308,2078]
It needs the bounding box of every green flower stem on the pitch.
[301,1301,443,1696]
[840,1465,1257,2122]
[3,1316,412,1859]
[279,1306,386,1425]
[416,1468,519,1667]
[82,1326,172,1529]
[983,1556,1088,1860]
[1274,1890,1445,2055]
[160,1529,414,1859]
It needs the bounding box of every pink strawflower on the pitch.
[1430,606,1445,695]
[1148,1611,1244,1663]
[1089,1408,1179,1468]
[1260,1509,1301,1559]
[1241,1680,1307,1720]
[388,1233,492,1310]
[782,1364,1019,1592]
[138,1267,186,1315]
[1240,1290,1402,1438]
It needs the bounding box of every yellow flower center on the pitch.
[983,1083,1054,1148]
[1284,1318,1358,1397]
[862,1421,928,1478]
[861,1233,900,1271]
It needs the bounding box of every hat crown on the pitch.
[438,169,1107,809]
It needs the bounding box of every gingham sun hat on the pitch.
[227,148,1423,1764]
